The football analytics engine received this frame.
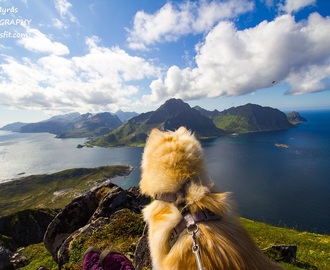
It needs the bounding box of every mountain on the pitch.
[19,115,74,134]
[1,111,138,138]
[57,112,122,138]
[47,112,81,121]
[14,112,122,138]
[286,111,307,124]
[115,110,139,123]
[198,103,294,132]
[0,122,28,132]
[90,98,224,147]
[193,105,220,118]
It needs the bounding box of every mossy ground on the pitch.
[0,165,131,216]
[19,214,330,270]
[241,218,330,269]
[2,166,329,269]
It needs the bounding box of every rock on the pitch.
[133,225,152,270]
[89,185,128,222]
[57,217,110,268]
[128,186,151,209]
[0,209,59,249]
[0,241,13,270]
[286,111,307,124]
[44,182,150,263]
[44,185,105,262]
[10,247,28,269]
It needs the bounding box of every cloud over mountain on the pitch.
[147,12,330,101]
[127,0,254,50]
[0,0,329,120]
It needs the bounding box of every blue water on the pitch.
[0,110,329,234]
[203,110,330,234]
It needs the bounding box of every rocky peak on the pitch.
[146,98,190,125]
[287,111,307,124]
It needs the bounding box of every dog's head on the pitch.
[140,127,206,197]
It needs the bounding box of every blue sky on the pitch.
[0,0,330,126]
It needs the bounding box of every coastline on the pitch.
[0,165,133,217]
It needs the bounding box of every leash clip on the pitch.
[187,224,205,270]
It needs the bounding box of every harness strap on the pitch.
[154,192,177,202]
[154,179,191,204]
[154,180,222,247]
[169,209,222,247]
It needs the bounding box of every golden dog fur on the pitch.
[140,127,284,270]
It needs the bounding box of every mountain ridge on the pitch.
[198,103,295,132]
[1,99,306,144]
[0,111,137,138]
[90,98,224,147]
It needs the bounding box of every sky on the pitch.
[0,0,330,127]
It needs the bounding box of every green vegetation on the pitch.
[19,214,330,270]
[88,111,158,147]
[20,243,58,270]
[212,114,251,132]
[88,100,299,147]
[2,164,327,269]
[242,218,330,269]
[286,111,308,125]
[19,209,145,270]
[0,165,131,216]
[63,209,144,269]
[56,126,114,138]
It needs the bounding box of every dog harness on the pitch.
[155,184,222,270]
[154,183,222,248]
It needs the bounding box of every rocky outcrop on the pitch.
[0,182,151,270]
[0,208,59,249]
[43,182,151,268]
[0,241,13,270]
[57,217,111,268]
[286,111,307,124]
[134,225,152,270]
[0,208,59,270]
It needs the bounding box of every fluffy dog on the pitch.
[140,127,284,270]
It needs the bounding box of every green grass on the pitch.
[242,218,330,269]
[18,213,330,270]
[20,244,58,270]
[0,165,131,216]
[2,166,329,269]
[62,209,145,269]
[213,114,251,132]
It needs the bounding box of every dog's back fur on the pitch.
[140,127,284,269]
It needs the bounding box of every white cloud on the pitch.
[127,0,254,50]
[279,0,316,14]
[0,36,160,113]
[52,18,66,29]
[18,28,70,55]
[147,12,330,102]
[54,0,78,23]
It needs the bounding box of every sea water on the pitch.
[0,110,329,234]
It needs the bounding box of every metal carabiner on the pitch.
[187,224,205,270]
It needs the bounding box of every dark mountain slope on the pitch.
[91,98,223,147]
[199,103,294,132]
[286,111,307,124]
[57,112,122,138]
